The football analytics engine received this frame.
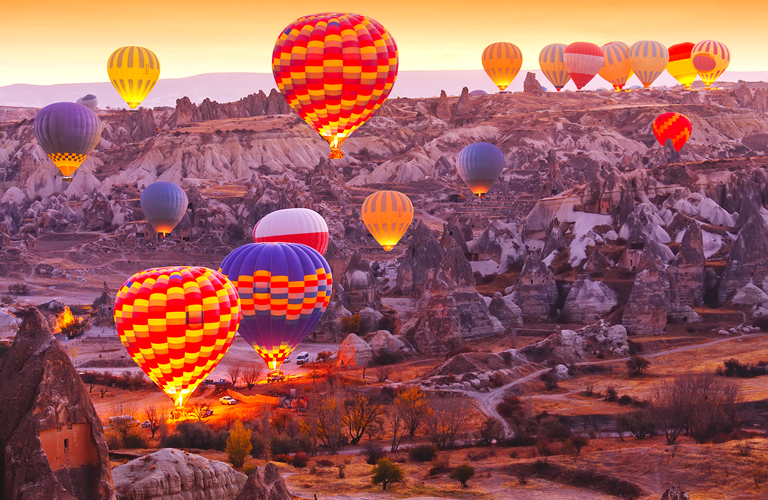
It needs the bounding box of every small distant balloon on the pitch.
[628,41,669,89]
[76,94,99,110]
[456,142,505,199]
[667,43,698,90]
[470,89,488,96]
[482,42,523,92]
[653,112,692,151]
[539,43,571,91]
[564,42,604,90]
[107,46,161,109]
[140,182,188,237]
[599,42,632,91]
[691,40,730,89]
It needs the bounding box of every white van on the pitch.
[296,351,310,365]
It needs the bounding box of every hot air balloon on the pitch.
[34,102,102,182]
[456,142,505,199]
[599,42,632,91]
[273,13,398,160]
[653,112,692,151]
[361,190,414,251]
[76,94,99,110]
[253,208,329,255]
[539,43,571,91]
[140,182,189,237]
[482,42,523,92]
[564,42,604,90]
[628,41,669,89]
[667,43,698,90]
[219,243,332,371]
[114,266,240,407]
[107,46,161,109]
[691,40,730,89]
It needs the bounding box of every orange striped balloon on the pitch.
[114,267,240,407]
[691,40,730,89]
[599,42,632,91]
[629,41,669,89]
[361,190,414,251]
[538,43,570,91]
[482,42,523,92]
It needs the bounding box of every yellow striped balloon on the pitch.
[361,190,414,251]
[107,46,161,109]
[482,42,523,92]
[599,42,632,91]
[691,40,730,89]
[538,43,570,91]
[628,41,669,89]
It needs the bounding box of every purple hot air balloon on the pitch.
[34,102,102,181]
[218,243,333,371]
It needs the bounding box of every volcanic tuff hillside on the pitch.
[3,79,768,352]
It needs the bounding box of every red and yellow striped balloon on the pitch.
[653,113,692,151]
[667,42,698,90]
[272,13,398,159]
[691,40,730,89]
[114,267,240,407]
[361,190,414,251]
[482,42,523,92]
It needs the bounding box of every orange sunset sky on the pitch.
[2,0,765,87]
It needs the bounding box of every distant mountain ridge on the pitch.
[1,70,767,109]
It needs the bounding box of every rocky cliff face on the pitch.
[562,275,618,324]
[623,253,671,335]
[718,216,768,304]
[511,253,558,321]
[236,462,292,500]
[668,221,706,309]
[0,308,113,500]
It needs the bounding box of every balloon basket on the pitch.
[329,149,344,159]
[62,176,74,183]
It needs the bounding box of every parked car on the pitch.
[284,354,291,363]
[296,352,310,365]
[108,415,139,428]
[141,420,151,428]
[202,409,214,417]
[219,396,237,405]
[203,379,214,385]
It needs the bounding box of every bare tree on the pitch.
[188,401,211,421]
[242,364,266,389]
[386,406,406,452]
[143,405,164,439]
[425,399,468,449]
[395,386,431,438]
[375,366,391,383]
[315,389,344,454]
[99,385,109,398]
[303,391,320,455]
[686,374,744,443]
[650,376,693,446]
[227,366,242,389]
[343,392,385,445]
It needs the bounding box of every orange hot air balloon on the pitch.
[667,43,698,90]
[361,190,414,251]
[538,43,570,91]
[629,41,669,89]
[114,267,240,407]
[482,42,523,92]
[691,40,730,89]
[599,42,632,91]
[272,13,398,159]
[653,113,692,151]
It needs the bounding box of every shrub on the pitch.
[270,434,296,456]
[226,421,252,468]
[362,441,387,465]
[479,417,505,445]
[9,283,28,295]
[317,459,335,467]
[371,458,404,491]
[243,463,257,476]
[123,429,147,449]
[736,441,753,457]
[340,314,362,334]
[627,356,651,377]
[450,464,475,488]
[535,439,553,459]
[272,454,291,463]
[617,410,655,440]
[719,358,768,378]
[428,458,451,476]
[250,435,266,459]
[618,395,633,406]
[292,452,309,468]
[161,421,228,450]
[539,416,571,440]
[316,350,333,362]
[496,395,522,419]
[409,444,438,463]
[105,430,123,450]
[540,370,558,390]
[466,449,495,461]
[605,386,618,402]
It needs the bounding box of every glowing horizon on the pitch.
[1,0,765,87]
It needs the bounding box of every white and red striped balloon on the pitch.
[252,208,330,255]
[564,42,604,90]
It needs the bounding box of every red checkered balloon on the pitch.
[653,112,692,151]
[114,267,240,407]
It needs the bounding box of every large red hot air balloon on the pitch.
[252,208,329,255]
[272,13,398,159]
[114,267,240,407]
[653,113,692,151]
[564,42,604,90]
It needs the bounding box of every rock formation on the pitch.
[236,462,292,500]
[468,220,526,274]
[0,308,114,500]
[623,252,670,335]
[337,333,373,367]
[397,221,445,296]
[112,448,246,500]
[523,72,545,95]
[562,275,618,323]
[436,90,452,120]
[452,87,473,117]
[487,292,524,333]
[718,216,768,303]
[583,248,611,272]
[511,253,558,321]
[668,221,705,309]
[340,251,380,312]
[660,486,690,500]
[167,90,292,127]
[368,330,406,358]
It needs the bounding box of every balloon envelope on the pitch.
[140,182,189,236]
[273,12,398,159]
[219,243,333,371]
[456,142,505,198]
[564,42,604,90]
[114,266,240,407]
[482,42,523,92]
[107,46,161,109]
[539,43,571,91]
[76,94,99,110]
[253,208,330,255]
[629,41,669,89]
[667,43,697,90]
[33,102,102,181]
[599,42,632,91]
[361,190,414,251]
[691,40,730,89]
[653,112,692,151]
